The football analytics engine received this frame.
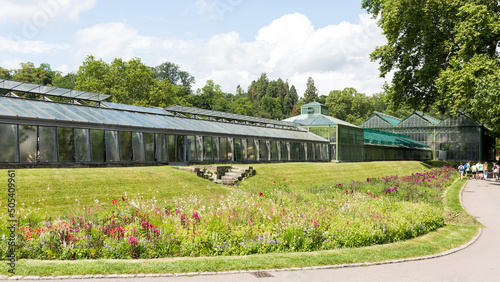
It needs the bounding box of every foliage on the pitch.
[303,77,318,104]
[0,167,455,260]
[325,87,374,125]
[363,0,500,134]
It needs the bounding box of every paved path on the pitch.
[13,179,500,281]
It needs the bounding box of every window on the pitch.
[19,125,37,163]
[106,131,120,162]
[90,130,105,162]
[58,127,74,162]
[0,124,19,162]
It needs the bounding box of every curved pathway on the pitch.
[14,179,500,281]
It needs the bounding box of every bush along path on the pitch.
[1,167,455,260]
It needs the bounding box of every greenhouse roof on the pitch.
[410,111,442,125]
[364,128,429,149]
[0,78,112,102]
[166,105,299,128]
[372,111,402,126]
[0,96,327,143]
[284,113,359,128]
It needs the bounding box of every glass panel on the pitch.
[213,137,219,161]
[196,136,203,162]
[19,125,37,163]
[228,138,234,161]
[176,135,184,162]
[187,136,196,161]
[220,137,228,161]
[58,127,74,162]
[39,126,57,163]
[0,124,19,162]
[281,141,288,161]
[242,139,247,161]
[106,131,120,162]
[155,134,168,162]
[90,130,105,162]
[75,128,91,162]
[247,139,255,161]
[203,136,213,161]
[120,131,132,162]
[270,141,278,161]
[144,133,154,161]
[260,140,269,161]
[168,135,176,162]
[132,132,145,162]
[234,138,242,161]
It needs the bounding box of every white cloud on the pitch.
[0,36,68,54]
[0,0,97,25]
[74,22,151,61]
[22,12,386,97]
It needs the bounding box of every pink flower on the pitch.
[259,192,264,197]
[122,196,125,201]
[112,199,117,205]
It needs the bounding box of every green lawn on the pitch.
[0,161,481,276]
[1,161,432,219]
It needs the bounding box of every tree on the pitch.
[75,55,182,107]
[325,87,374,125]
[153,61,195,98]
[363,0,500,134]
[0,67,11,79]
[303,77,318,103]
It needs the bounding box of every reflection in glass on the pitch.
[281,142,288,161]
[39,126,57,163]
[227,138,234,161]
[234,138,242,161]
[106,131,120,162]
[187,135,196,161]
[220,137,228,161]
[144,133,154,161]
[58,127,74,162]
[0,124,19,162]
[196,136,203,162]
[75,128,91,162]
[155,134,168,162]
[247,139,255,161]
[213,137,219,161]
[168,135,176,162]
[120,131,132,162]
[203,136,213,161]
[176,135,184,162]
[19,125,37,163]
[91,130,105,162]
[132,132,145,162]
[259,140,268,161]
[270,141,278,161]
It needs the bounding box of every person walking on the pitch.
[465,161,470,179]
[458,163,465,180]
[477,161,484,180]
[493,163,499,180]
[471,162,477,180]
[484,161,488,180]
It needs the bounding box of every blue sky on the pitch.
[0,0,389,97]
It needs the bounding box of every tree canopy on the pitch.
[363,0,500,134]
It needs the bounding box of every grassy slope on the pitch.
[240,161,432,192]
[1,167,229,220]
[0,173,481,276]
[0,161,431,220]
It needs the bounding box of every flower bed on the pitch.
[1,167,455,259]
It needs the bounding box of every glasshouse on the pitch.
[0,79,330,167]
[361,111,495,161]
[284,102,431,162]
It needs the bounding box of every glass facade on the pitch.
[362,112,493,161]
[0,95,331,166]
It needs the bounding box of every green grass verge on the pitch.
[0,162,482,276]
[239,161,432,193]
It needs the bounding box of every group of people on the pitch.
[458,161,500,180]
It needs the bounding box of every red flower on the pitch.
[259,192,263,197]
[283,178,286,181]
[112,199,117,205]
[250,193,253,197]
[122,196,125,201]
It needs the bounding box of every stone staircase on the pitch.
[173,165,255,185]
